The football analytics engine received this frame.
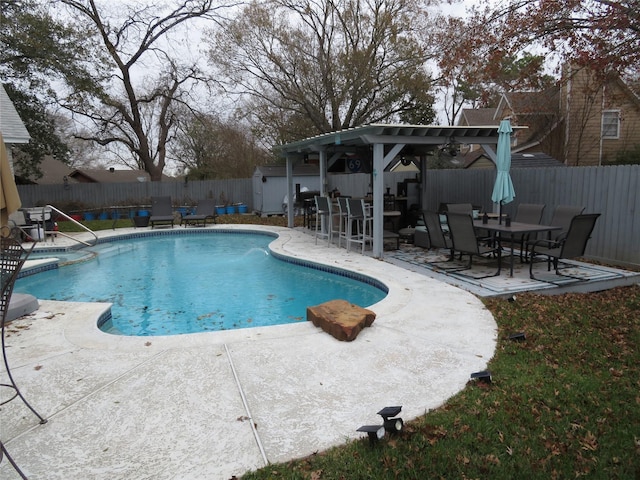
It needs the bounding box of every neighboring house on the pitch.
[458,65,640,166]
[69,167,152,183]
[15,157,155,184]
[464,151,565,170]
[0,84,30,170]
[15,155,74,184]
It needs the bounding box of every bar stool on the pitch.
[336,197,349,248]
[346,198,372,253]
[314,195,333,246]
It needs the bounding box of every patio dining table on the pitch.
[473,219,562,277]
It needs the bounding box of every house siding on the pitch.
[562,66,640,166]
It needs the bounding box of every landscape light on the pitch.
[509,332,526,341]
[470,370,492,383]
[357,425,385,446]
[377,406,404,433]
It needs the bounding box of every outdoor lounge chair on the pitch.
[149,196,175,228]
[446,212,501,277]
[529,213,600,283]
[181,198,217,227]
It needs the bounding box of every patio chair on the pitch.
[511,203,545,261]
[446,203,473,214]
[181,198,217,227]
[346,198,372,253]
[314,195,333,246]
[446,212,501,277]
[524,204,584,260]
[149,196,175,228]
[1,231,48,478]
[529,213,600,283]
[422,210,453,259]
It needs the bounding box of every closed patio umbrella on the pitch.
[1,132,22,233]
[491,119,515,224]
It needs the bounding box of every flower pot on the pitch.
[98,212,109,220]
[215,206,226,215]
[138,209,150,217]
[237,204,248,214]
[226,205,236,214]
[83,212,95,221]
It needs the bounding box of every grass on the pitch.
[239,285,640,479]
[56,215,640,478]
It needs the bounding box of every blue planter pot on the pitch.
[215,206,226,215]
[98,212,109,220]
[226,205,236,214]
[138,210,150,217]
[83,213,95,221]
[237,204,248,214]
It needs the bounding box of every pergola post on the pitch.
[319,149,327,196]
[372,143,384,258]
[286,155,294,228]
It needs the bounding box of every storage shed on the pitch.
[252,164,320,215]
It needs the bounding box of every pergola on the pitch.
[276,123,513,258]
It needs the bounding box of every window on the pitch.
[602,110,620,139]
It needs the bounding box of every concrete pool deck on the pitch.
[1,225,497,479]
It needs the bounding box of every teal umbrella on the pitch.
[491,119,515,224]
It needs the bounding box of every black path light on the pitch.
[470,370,492,383]
[377,406,404,433]
[508,332,526,341]
[356,424,386,446]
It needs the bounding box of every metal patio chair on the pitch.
[511,203,545,261]
[445,212,501,277]
[524,204,584,261]
[1,229,48,479]
[529,213,600,283]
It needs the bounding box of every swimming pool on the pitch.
[15,231,387,336]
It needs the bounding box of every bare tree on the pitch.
[55,0,236,180]
[172,109,271,179]
[208,0,436,143]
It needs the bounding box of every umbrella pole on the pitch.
[499,202,503,224]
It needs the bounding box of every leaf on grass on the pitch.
[580,431,598,451]
[310,470,323,480]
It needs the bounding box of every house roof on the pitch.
[458,108,499,126]
[0,84,30,144]
[254,164,320,177]
[464,151,565,169]
[15,156,75,184]
[69,168,152,183]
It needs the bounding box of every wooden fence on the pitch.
[16,165,640,266]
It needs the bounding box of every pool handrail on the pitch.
[42,205,98,247]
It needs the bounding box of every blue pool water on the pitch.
[15,232,386,336]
